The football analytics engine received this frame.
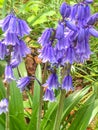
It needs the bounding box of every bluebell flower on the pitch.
[0,13,15,32]
[0,98,8,115]
[38,44,57,63]
[13,39,31,62]
[4,64,15,83]
[87,13,98,25]
[10,58,20,68]
[77,4,85,21]
[85,5,91,19]
[60,2,71,18]
[62,75,73,91]
[43,73,59,90]
[8,16,17,33]
[64,46,76,64]
[17,76,31,92]
[17,19,31,37]
[71,4,78,20]
[38,28,53,46]
[55,48,66,66]
[55,37,69,50]
[76,40,86,54]
[44,88,55,102]
[78,28,85,42]
[55,23,64,39]
[0,41,7,60]
[65,21,77,31]
[3,32,19,45]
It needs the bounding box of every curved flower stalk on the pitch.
[38,0,98,130]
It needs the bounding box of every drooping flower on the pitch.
[87,13,98,25]
[64,46,76,64]
[4,64,15,83]
[60,2,71,18]
[62,75,73,91]
[17,76,31,92]
[55,23,64,39]
[0,98,8,115]
[44,88,55,102]
[13,39,31,62]
[17,18,31,37]
[85,5,91,19]
[55,36,69,50]
[38,44,57,63]
[77,4,85,21]
[43,73,59,90]
[71,4,78,20]
[78,28,85,42]
[8,16,18,33]
[10,58,20,68]
[0,13,15,32]
[38,28,53,46]
[0,41,7,60]
[3,32,19,45]
[55,48,66,66]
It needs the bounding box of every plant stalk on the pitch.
[37,63,47,130]
[6,83,10,130]
[53,90,66,130]
[37,87,43,130]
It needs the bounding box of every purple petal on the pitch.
[4,64,15,83]
[65,21,77,31]
[0,98,8,114]
[44,89,55,102]
[55,23,64,39]
[89,27,98,37]
[17,76,31,92]
[62,75,74,91]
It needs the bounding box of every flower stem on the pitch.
[5,83,10,130]
[37,87,43,130]
[11,0,14,9]
[37,63,47,130]
[53,90,66,130]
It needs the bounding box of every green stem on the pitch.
[53,90,66,130]
[37,63,47,130]
[5,84,10,130]
[37,87,43,130]
[11,0,14,9]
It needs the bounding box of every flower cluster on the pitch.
[0,12,32,112]
[0,12,31,84]
[38,0,98,101]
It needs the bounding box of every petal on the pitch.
[89,27,98,37]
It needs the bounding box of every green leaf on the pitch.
[68,94,95,130]
[0,79,6,99]
[89,99,98,123]
[9,81,26,130]
[0,114,5,130]
[28,10,55,26]
[41,99,59,130]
